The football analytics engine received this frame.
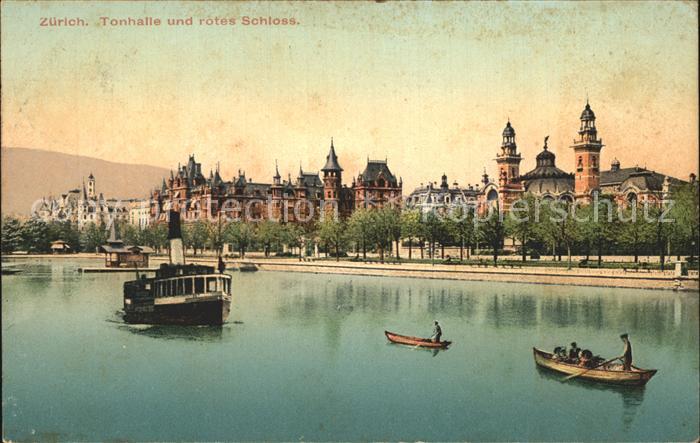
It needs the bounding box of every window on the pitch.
[206,277,217,292]
[177,278,184,295]
[195,277,204,294]
[185,278,193,294]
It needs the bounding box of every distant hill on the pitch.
[1,147,169,216]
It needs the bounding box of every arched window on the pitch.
[627,192,638,205]
[559,195,574,204]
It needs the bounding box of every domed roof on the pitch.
[523,176,574,195]
[519,136,574,191]
[536,146,556,166]
[502,121,515,138]
[581,102,595,120]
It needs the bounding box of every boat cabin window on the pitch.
[206,277,217,292]
[177,278,184,295]
[222,278,229,294]
[195,277,204,294]
[184,278,193,294]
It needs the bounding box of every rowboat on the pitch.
[533,347,657,386]
[385,330,451,349]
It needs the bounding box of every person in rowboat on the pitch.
[431,320,442,343]
[568,342,581,362]
[618,333,633,371]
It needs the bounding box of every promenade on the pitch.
[149,255,700,292]
[5,253,697,291]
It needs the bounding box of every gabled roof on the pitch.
[358,160,398,186]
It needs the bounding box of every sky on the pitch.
[1,1,698,191]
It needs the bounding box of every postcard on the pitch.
[1,1,698,441]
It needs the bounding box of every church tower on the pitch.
[321,138,343,206]
[571,101,604,198]
[495,121,522,187]
[87,172,96,199]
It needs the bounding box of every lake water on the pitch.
[2,259,699,441]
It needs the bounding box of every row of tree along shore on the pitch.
[2,187,698,271]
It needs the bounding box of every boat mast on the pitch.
[168,210,186,265]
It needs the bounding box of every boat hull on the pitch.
[385,330,451,348]
[124,294,231,326]
[533,347,657,386]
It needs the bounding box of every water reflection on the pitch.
[386,342,446,357]
[535,367,646,430]
[117,324,228,342]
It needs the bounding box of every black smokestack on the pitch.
[168,210,182,239]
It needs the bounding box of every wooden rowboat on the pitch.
[385,330,451,349]
[533,347,657,386]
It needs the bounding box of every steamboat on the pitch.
[122,211,232,325]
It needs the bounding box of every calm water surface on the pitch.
[2,259,699,441]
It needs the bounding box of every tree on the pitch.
[544,200,582,270]
[48,220,81,252]
[1,217,23,253]
[348,208,372,259]
[120,223,143,246]
[421,210,445,261]
[282,223,307,260]
[256,220,282,257]
[668,182,700,261]
[20,218,52,253]
[224,222,254,258]
[80,222,108,253]
[504,194,539,262]
[617,204,654,263]
[142,223,168,253]
[385,207,402,260]
[317,216,347,261]
[205,217,228,257]
[369,207,401,263]
[477,203,505,266]
[183,220,209,255]
[578,194,618,266]
[448,205,477,261]
[400,209,422,260]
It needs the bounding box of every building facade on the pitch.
[151,139,402,224]
[408,101,690,214]
[34,173,130,229]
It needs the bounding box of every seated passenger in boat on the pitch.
[578,349,594,368]
[552,346,567,360]
[568,342,581,361]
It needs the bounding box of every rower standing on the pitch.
[619,333,633,371]
[431,321,442,343]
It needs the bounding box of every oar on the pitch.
[562,357,620,382]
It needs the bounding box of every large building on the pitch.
[34,173,130,228]
[409,102,691,214]
[151,139,402,224]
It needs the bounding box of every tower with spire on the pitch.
[495,121,522,187]
[321,138,343,206]
[571,100,604,199]
[87,172,96,199]
[270,160,283,220]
